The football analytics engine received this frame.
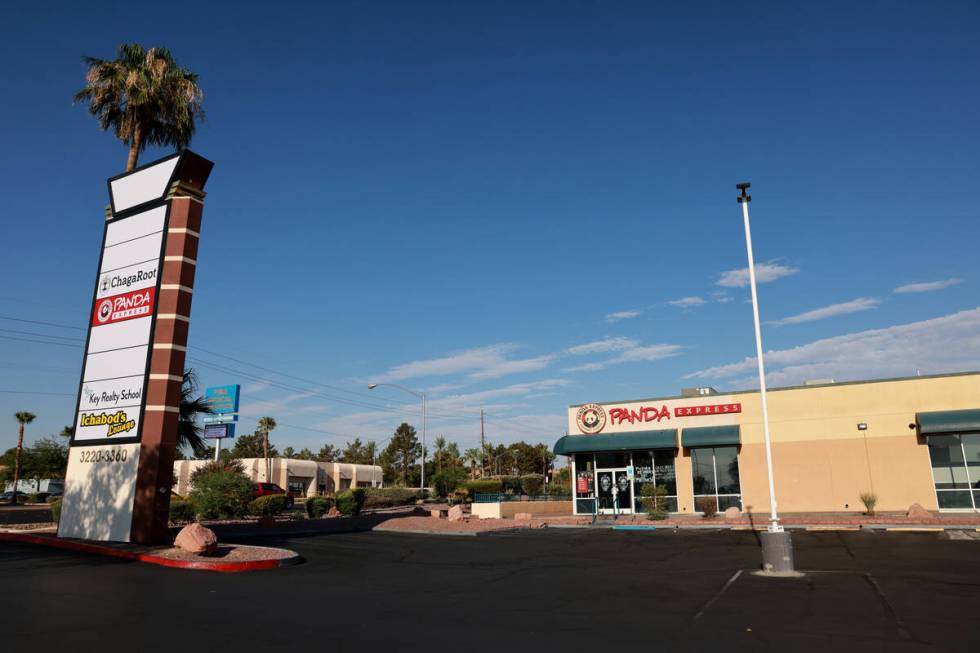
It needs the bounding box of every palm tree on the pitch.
[178,370,213,454]
[11,412,36,502]
[74,43,204,172]
[433,436,447,474]
[464,448,482,479]
[446,442,461,469]
[257,416,277,481]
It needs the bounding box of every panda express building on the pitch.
[553,371,980,516]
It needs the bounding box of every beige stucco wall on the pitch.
[473,500,574,519]
[173,458,383,497]
[568,372,980,514]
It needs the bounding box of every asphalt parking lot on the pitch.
[3,528,979,651]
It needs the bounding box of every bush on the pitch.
[335,488,365,516]
[169,499,196,524]
[545,482,571,497]
[520,474,545,496]
[696,496,717,518]
[189,460,256,520]
[859,491,878,516]
[49,498,62,524]
[431,468,468,498]
[460,479,503,496]
[642,485,670,520]
[362,488,419,509]
[496,476,523,495]
[305,496,335,518]
[248,494,288,517]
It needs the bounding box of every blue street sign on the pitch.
[205,384,240,415]
[203,423,236,439]
[203,414,238,424]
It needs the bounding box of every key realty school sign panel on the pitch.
[59,151,212,543]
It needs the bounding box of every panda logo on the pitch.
[576,403,606,434]
[96,299,113,324]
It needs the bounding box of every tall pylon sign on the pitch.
[59,151,213,543]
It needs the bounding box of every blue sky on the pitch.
[1,1,978,454]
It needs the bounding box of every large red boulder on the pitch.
[174,522,218,556]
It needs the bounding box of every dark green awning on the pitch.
[917,409,980,434]
[681,425,741,448]
[553,430,677,455]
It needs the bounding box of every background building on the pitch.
[173,457,383,497]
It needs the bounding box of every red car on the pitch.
[254,482,295,508]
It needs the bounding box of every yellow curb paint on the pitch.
[886,527,944,532]
[807,526,861,531]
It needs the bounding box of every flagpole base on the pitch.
[760,529,795,573]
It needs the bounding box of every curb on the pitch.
[0,532,302,572]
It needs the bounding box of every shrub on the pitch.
[249,494,288,517]
[496,476,523,495]
[460,479,503,496]
[520,474,545,496]
[305,496,335,518]
[362,488,419,509]
[642,485,670,520]
[169,499,196,524]
[49,498,62,524]
[545,482,571,497]
[189,460,256,520]
[859,491,878,516]
[450,487,469,505]
[335,488,365,516]
[696,496,717,518]
[431,468,468,498]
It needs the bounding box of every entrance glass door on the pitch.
[596,468,632,514]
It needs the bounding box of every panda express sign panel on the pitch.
[59,151,212,543]
[570,397,743,435]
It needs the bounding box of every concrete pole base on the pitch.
[760,530,795,573]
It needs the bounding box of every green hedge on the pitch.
[248,494,288,517]
[460,479,503,495]
[188,460,256,519]
[520,474,545,496]
[305,496,335,518]
[335,488,365,516]
[431,468,469,498]
[362,488,419,509]
[169,499,196,524]
[49,498,62,524]
[545,482,571,497]
[496,475,523,494]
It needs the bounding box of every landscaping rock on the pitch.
[447,505,464,522]
[724,507,742,519]
[907,503,933,520]
[514,512,532,521]
[174,522,218,556]
[430,509,444,519]
[327,506,341,518]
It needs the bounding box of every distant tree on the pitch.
[22,438,68,490]
[231,433,273,459]
[257,416,277,480]
[58,425,74,439]
[317,444,340,462]
[74,43,204,171]
[282,446,296,459]
[433,436,447,474]
[446,442,462,469]
[381,423,421,487]
[11,412,36,499]
[363,441,378,465]
[294,447,316,461]
[464,448,482,479]
[341,438,374,465]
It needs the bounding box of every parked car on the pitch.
[253,482,295,508]
[0,491,27,505]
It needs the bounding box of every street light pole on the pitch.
[737,183,795,573]
[368,383,426,495]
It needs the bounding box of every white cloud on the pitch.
[769,297,881,326]
[566,337,638,356]
[717,262,799,288]
[668,296,706,309]
[605,310,641,323]
[686,307,980,387]
[467,355,555,381]
[714,293,735,304]
[893,278,963,294]
[375,343,520,382]
[565,343,684,372]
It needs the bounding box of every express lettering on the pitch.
[608,405,671,425]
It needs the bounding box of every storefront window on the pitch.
[653,450,678,513]
[691,446,742,513]
[630,450,678,514]
[574,453,595,514]
[928,434,980,510]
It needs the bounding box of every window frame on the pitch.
[691,445,742,514]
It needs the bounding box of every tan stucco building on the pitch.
[554,372,980,516]
[173,457,383,497]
